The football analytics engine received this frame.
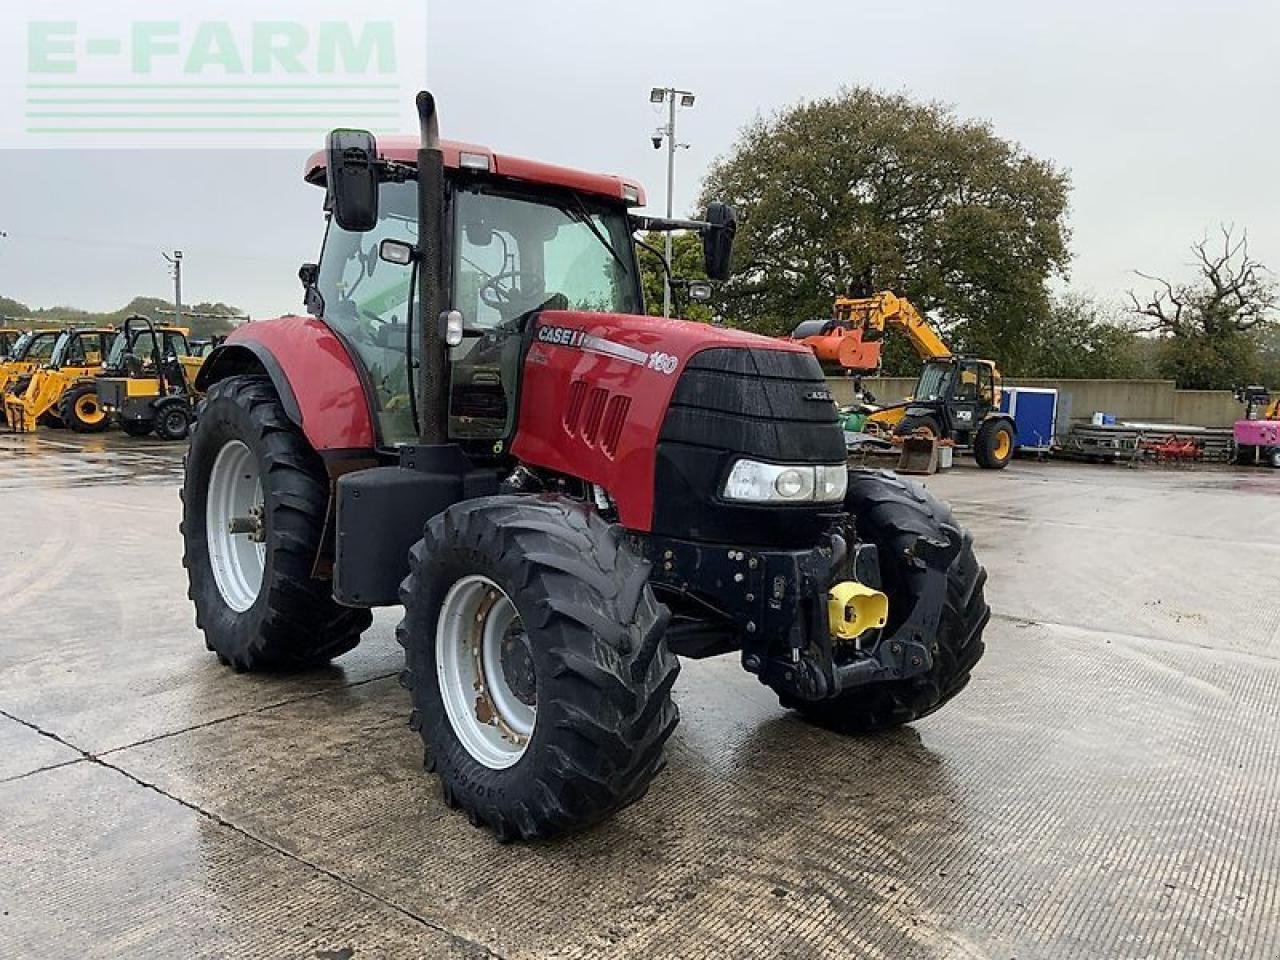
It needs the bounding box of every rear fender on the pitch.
[196,317,376,453]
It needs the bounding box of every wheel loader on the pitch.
[3,327,114,433]
[184,91,990,841]
[97,315,205,440]
[793,292,1017,468]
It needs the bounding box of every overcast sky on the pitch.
[2,0,1278,321]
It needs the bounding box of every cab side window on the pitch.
[316,181,420,446]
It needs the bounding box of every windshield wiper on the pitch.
[564,195,630,275]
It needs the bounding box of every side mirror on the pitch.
[326,129,379,232]
[701,202,737,282]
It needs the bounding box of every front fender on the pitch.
[198,317,376,452]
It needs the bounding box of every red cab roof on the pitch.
[305,136,646,206]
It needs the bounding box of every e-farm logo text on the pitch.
[2,3,427,148]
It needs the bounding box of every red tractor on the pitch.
[185,92,989,840]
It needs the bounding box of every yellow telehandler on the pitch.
[3,327,115,433]
[0,330,62,422]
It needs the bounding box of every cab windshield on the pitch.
[915,361,953,401]
[16,331,58,363]
[454,187,641,329]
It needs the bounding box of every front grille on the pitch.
[659,348,844,463]
[651,347,845,546]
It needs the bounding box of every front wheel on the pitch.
[182,375,370,671]
[60,384,110,433]
[778,469,989,733]
[398,496,679,841]
[973,418,1015,468]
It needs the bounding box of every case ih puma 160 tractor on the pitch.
[185,92,989,840]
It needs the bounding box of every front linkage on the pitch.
[638,518,960,703]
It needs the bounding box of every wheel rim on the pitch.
[436,575,536,769]
[206,439,265,613]
[994,429,1012,459]
[76,393,104,424]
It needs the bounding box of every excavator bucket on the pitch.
[897,434,939,475]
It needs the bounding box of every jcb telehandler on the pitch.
[3,327,114,433]
[185,92,990,840]
[97,315,205,440]
[793,292,1017,468]
[0,329,61,424]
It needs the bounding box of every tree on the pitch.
[1018,293,1143,379]
[635,230,714,323]
[1127,226,1276,389]
[697,87,1071,373]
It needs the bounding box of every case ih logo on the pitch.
[537,324,679,376]
[537,325,586,349]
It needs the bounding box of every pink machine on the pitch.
[1234,386,1280,468]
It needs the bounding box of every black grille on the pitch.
[650,347,845,546]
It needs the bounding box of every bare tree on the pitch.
[1127,225,1276,337]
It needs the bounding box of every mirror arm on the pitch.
[631,214,713,235]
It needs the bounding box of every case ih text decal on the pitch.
[537,324,679,375]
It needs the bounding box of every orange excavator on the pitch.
[790,291,1016,469]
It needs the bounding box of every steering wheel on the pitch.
[479,270,545,314]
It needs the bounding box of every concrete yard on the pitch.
[2,430,1279,960]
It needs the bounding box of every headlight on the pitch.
[722,460,848,504]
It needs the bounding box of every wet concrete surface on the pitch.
[3,431,1279,958]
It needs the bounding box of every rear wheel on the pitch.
[398,496,679,840]
[182,375,370,671]
[121,419,155,438]
[60,384,110,433]
[1270,448,1280,469]
[779,469,989,733]
[973,418,1015,468]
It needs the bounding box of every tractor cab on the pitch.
[309,175,645,446]
[913,356,1002,431]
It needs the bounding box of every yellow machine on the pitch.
[790,291,1016,469]
[3,327,115,433]
[0,329,61,409]
[96,316,205,440]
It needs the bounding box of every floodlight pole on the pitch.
[651,87,695,318]
[162,250,184,328]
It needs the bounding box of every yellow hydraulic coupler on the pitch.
[828,580,889,641]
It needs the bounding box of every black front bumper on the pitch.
[636,525,959,702]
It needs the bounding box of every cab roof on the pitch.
[304,137,646,207]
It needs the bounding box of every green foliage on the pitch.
[698,86,1071,372]
[635,231,714,323]
[0,294,242,339]
[1017,294,1144,379]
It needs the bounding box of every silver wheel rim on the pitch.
[436,575,536,769]
[206,439,265,613]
